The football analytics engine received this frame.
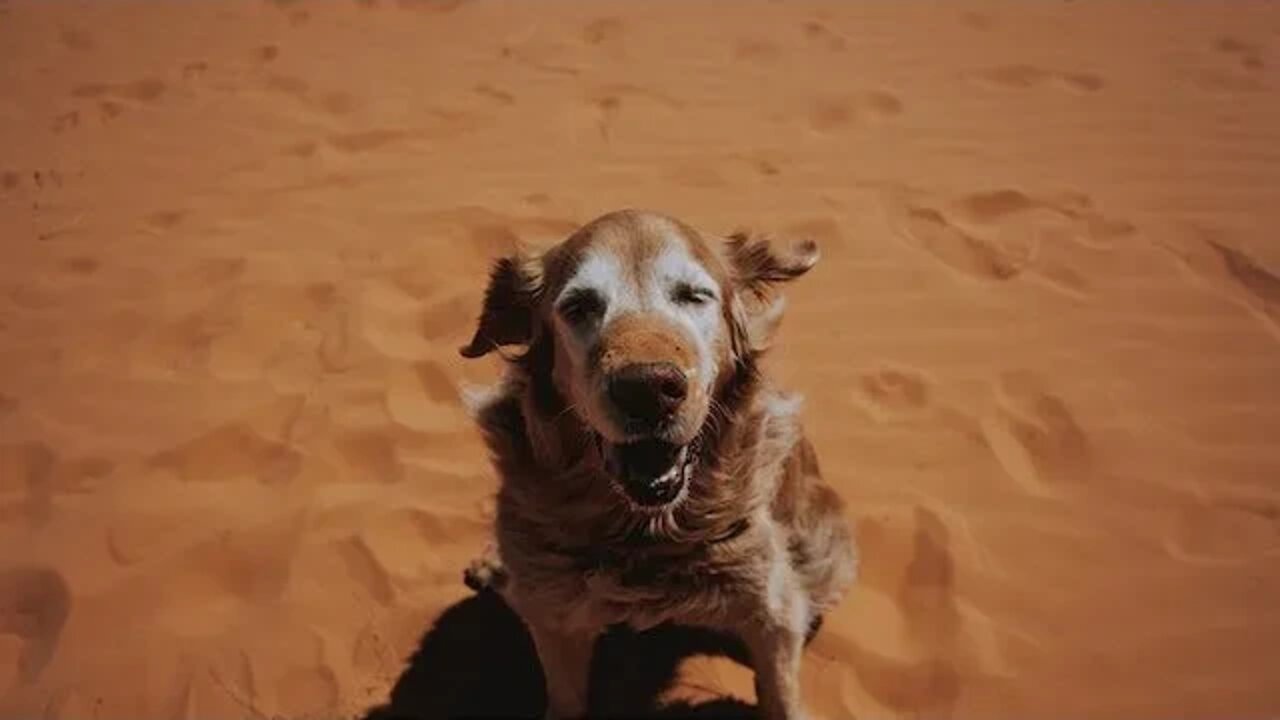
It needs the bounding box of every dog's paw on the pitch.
[463,545,509,593]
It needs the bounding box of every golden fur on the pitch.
[460,210,857,720]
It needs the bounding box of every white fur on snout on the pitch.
[646,247,721,401]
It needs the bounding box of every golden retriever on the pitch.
[460,209,856,720]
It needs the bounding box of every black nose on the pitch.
[608,362,688,424]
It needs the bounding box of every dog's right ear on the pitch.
[459,253,542,359]
[724,231,820,355]
[725,231,820,297]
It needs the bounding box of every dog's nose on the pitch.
[608,362,688,423]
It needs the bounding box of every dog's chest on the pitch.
[551,524,762,629]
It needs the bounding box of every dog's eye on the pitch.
[672,284,716,307]
[557,288,605,323]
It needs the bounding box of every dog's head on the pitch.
[461,210,818,509]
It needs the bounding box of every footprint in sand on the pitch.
[3,447,114,527]
[1157,225,1280,339]
[889,188,1132,294]
[60,256,100,275]
[181,60,209,81]
[263,73,357,117]
[586,84,684,140]
[1214,36,1266,71]
[347,507,488,592]
[254,44,280,64]
[0,442,55,527]
[899,508,961,647]
[981,372,1091,494]
[473,83,515,106]
[326,129,416,154]
[966,64,1105,93]
[734,37,782,63]
[956,189,1135,251]
[166,513,308,621]
[1184,36,1268,92]
[149,422,302,485]
[50,110,80,133]
[750,156,782,177]
[667,153,792,189]
[0,565,71,683]
[809,91,903,132]
[360,279,442,360]
[58,25,94,52]
[334,535,397,607]
[333,429,406,483]
[583,16,625,47]
[897,203,1035,282]
[1166,495,1280,565]
[61,78,167,128]
[851,367,932,423]
[146,209,186,231]
[499,39,582,78]
[1207,240,1280,310]
[838,506,962,715]
[801,20,847,51]
[0,441,55,495]
[385,360,469,434]
[72,78,167,103]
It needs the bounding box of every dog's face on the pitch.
[462,210,818,509]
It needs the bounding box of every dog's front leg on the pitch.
[526,619,597,720]
[746,620,807,720]
[742,573,808,717]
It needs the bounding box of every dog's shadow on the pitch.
[363,589,758,719]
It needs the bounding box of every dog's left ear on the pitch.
[459,252,543,359]
[725,232,820,354]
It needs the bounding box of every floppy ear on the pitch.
[459,253,543,359]
[725,231,820,354]
[726,231,820,296]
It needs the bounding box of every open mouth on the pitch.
[599,437,695,508]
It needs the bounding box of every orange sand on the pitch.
[2,1,1279,717]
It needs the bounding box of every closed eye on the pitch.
[671,283,717,307]
[557,287,606,323]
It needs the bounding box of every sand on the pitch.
[1,0,1279,717]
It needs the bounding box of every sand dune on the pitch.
[2,0,1279,717]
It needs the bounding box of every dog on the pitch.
[459,209,856,720]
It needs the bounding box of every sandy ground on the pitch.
[2,0,1279,717]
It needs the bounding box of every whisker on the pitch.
[705,396,731,438]
[552,402,583,422]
